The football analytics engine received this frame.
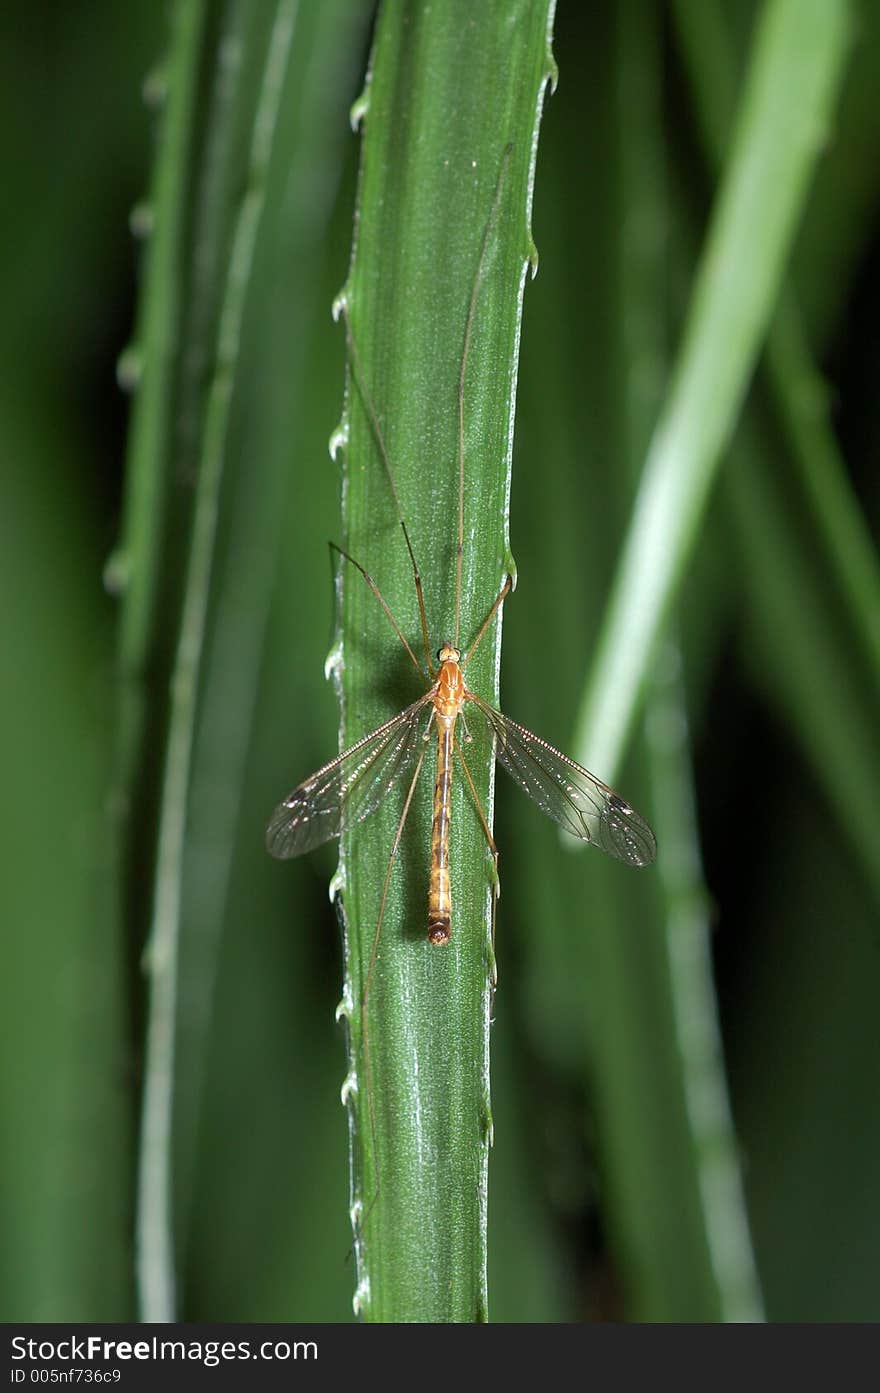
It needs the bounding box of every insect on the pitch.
[265,593,657,926]
[266,155,656,960]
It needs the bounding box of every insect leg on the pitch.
[461,573,513,671]
[454,735,500,988]
[330,541,422,675]
[337,305,435,676]
[454,143,513,650]
[360,739,429,1212]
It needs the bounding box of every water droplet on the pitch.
[331,289,348,323]
[335,981,353,1022]
[340,1069,358,1106]
[328,421,348,461]
[349,91,368,132]
[116,346,143,392]
[328,862,345,901]
[352,1276,370,1318]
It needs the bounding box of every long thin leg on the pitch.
[455,736,500,988]
[360,740,428,1214]
[455,144,514,650]
[461,573,513,670]
[330,542,422,675]
[338,304,434,675]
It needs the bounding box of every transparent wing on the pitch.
[469,695,657,867]
[266,694,434,859]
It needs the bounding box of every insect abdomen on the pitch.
[427,718,454,944]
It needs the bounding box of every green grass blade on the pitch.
[669,0,880,908]
[183,144,366,1321]
[1,416,131,1320]
[0,0,162,1321]
[790,0,880,346]
[673,0,880,704]
[647,651,765,1319]
[130,0,365,1318]
[572,0,852,782]
[173,1,370,1307]
[114,0,208,1321]
[608,0,763,1320]
[727,788,880,1321]
[725,420,880,907]
[336,0,556,1322]
[136,1,297,1321]
[113,0,206,746]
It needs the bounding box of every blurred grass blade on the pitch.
[136,2,296,1321]
[788,1,880,348]
[113,0,208,1324]
[765,301,880,683]
[572,0,851,783]
[131,1,361,1319]
[670,0,880,907]
[673,0,880,698]
[647,647,765,1319]
[2,421,131,1320]
[1,1,166,1323]
[336,0,556,1322]
[726,419,880,907]
[170,1,370,1296]
[113,0,206,762]
[609,0,763,1320]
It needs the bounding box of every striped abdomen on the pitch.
[427,716,455,944]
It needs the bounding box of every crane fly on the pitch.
[266,146,656,1022]
[266,612,657,923]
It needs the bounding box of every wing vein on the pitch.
[266,693,434,859]
[468,694,656,867]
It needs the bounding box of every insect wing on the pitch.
[470,696,657,867]
[266,695,433,859]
